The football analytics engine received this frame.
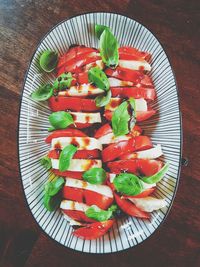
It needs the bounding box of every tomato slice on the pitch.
[48,149,100,159]
[48,96,100,112]
[114,193,150,219]
[107,159,163,176]
[124,187,155,199]
[111,87,156,101]
[62,210,96,223]
[45,129,87,143]
[102,136,152,162]
[51,169,83,179]
[104,110,156,122]
[119,47,150,60]
[73,122,93,129]
[84,190,113,210]
[73,220,114,240]
[94,123,112,139]
[63,186,84,202]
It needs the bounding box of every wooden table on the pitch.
[0,1,200,266]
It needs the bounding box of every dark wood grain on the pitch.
[0,0,200,266]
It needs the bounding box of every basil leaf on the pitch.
[108,204,118,213]
[31,84,53,101]
[40,50,58,72]
[40,156,52,170]
[95,90,111,107]
[48,111,74,131]
[59,144,77,172]
[43,193,61,211]
[129,97,136,130]
[44,177,65,196]
[99,28,119,67]
[85,205,113,221]
[83,167,106,184]
[141,163,169,184]
[95,24,109,39]
[88,67,109,91]
[111,101,130,136]
[113,173,143,196]
[53,72,74,91]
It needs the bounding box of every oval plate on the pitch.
[18,12,182,253]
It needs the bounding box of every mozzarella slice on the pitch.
[51,159,102,172]
[60,200,89,212]
[108,173,156,190]
[51,137,102,150]
[108,78,134,87]
[105,98,147,112]
[136,144,163,159]
[62,213,82,226]
[119,59,151,71]
[58,84,104,97]
[64,177,113,198]
[129,197,167,212]
[84,59,105,70]
[70,112,101,124]
[98,132,131,145]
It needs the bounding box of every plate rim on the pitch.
[17,11,183,254]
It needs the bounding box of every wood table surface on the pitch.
[0,0,200,266]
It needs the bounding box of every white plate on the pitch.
[18,12,182,253]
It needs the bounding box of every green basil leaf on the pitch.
[83,167,106,184]
[53,72,74,91]
[99,28,119,67]
[40,156,52,170]
[95,24,109,39]
[111,101,130,136]
[85,205,113,221]
[40,50,58,72]
[108,204,118,213]
[31,84,53,101]
[48,111,74,131]
[113,173,143,196]
[43,193,61,211]
[88,67,109,91]
[44,177,65,196]
[95,90,111,107]
[129,97,136,130]
[141,163,169,184]
[59,144,77,172]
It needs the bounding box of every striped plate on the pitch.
[18,12,182,253]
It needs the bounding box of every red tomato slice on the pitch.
[102,136,152,162]
[48,149,100,159]
[104,110,156,122]
[136,110,156,121]
[57,46,97,69]
[119,47,150,60]
[72,122,95,129]
[45,129,87,143]
[131,125,143,136]
[48,96,100,112]
[63,186,113,210]
[51,169,83,179]
[114,193,150,219]
[124,187,155,199]
[73,220,114,240]
[111,87,156,101]
[62,210,96,223]
[107,159,163,176]
[94,123,112,139]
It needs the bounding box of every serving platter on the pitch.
[18,12,182,253]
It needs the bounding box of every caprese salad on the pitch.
[31,24,169,240]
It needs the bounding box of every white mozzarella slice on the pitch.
[51,137,102,150]
[129,197,167,212]
[70,112,101,124]
[58,84,104,97]
[51,159,102,172]
[119,59,151,71]
[98,132,131,145]
[136,144,163,159]
[105,98,147,112]
[65,177,113,198]
[60,200,89,212]
[62,213,82,226]
[108,77,134,87]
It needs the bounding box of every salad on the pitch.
[31,24,169,240]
